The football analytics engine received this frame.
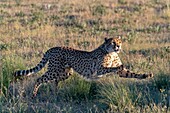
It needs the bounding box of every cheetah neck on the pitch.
[90,47,109,58]
[97,46,109,54]
[98,46,109,54]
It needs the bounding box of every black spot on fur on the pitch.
[26,70,29,74]
[33,68,36,71]
[22,70,25,75]
[18,71,22,76]
[131,73,135,77]
[39,64,43,68]
[14,71,18,76]
[36,66,39,70]
[30,69,33,73]
[126,73,129,77]
[143,74,146,78]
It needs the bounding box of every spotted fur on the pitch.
[14,37,153,97]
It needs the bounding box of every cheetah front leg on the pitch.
[97,65,124,76]
[117,67,153,79]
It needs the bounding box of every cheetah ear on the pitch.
[118,36,121,39]
[104,37,108,42]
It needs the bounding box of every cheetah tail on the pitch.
[14,53,49,77]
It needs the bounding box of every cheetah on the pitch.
[14,37,153,97]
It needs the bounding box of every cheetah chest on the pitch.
[102,52,122,67]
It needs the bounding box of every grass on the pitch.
[0,0,170,112]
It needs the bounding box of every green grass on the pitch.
[0,0,170,112]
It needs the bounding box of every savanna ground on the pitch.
[0,0,170,112]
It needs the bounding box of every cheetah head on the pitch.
[101,36,122,53]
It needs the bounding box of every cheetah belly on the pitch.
[67,57,98,78]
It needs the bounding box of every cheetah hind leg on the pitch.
[32,71,57,98]
[55,67,74,87]
[33,69,73,98]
